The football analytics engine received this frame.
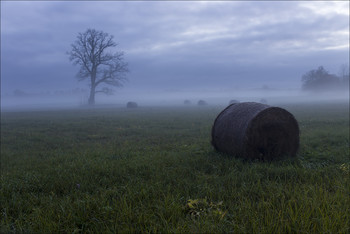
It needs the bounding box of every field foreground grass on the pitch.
[1,102,349,233]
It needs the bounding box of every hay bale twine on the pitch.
[126,101,138,108]
[211,102,299,160]
[198,100,208,106]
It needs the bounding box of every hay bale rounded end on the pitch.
[211,102,299,161]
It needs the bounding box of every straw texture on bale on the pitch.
[211,102,299,160]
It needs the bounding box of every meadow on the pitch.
[1,101,349,233]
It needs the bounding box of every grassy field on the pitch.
[1,102,349,233]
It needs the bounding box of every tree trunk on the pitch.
[88,85,96,105]
[88,68,97,105]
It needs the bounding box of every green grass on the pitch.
[1,103,349,233]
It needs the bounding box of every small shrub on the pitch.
[126,102,138,108]
[260,98,268,104]
[184,100,191,105]
[198,100,208,106]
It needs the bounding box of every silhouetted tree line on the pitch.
[301,65,349,92]
[11,88,88,97]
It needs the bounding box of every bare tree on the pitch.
[68,29,129,105]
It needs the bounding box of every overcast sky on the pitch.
[1,1,349,97]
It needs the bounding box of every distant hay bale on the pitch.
[260,98,268,104]
[211,102,299,161]
[229,99,240,105]
[184,100,191,105]
[126,101,138,108]
[198,100,208,106]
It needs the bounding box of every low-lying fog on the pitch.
[1,87,348,112]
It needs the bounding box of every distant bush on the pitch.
[197,100,208,106]
[260,98,268,104]
[184,100,191,105]
[301,66,343,92]
[13,89,28,97]
[126,102,138,108]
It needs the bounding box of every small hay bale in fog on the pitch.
[198,100,208,106]
[260,98,268,104]
[211,102,299,161]
[229,99,240,105]
[126,101,138,108]
[184,100,191,105]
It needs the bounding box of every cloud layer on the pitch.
[1,1,349,95]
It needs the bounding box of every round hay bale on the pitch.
[198,100,208,106]
[211,102,299,160]
[126,101,138,108]
[184,100,191,105]
[229,99,240,105]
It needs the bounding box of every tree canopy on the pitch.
[301,66,348,92]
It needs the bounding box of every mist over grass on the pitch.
[1,86,349,112]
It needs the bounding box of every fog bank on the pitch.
[1,87,348,112]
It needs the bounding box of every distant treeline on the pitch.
[9,88,88,97]
[302,65,349,92]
